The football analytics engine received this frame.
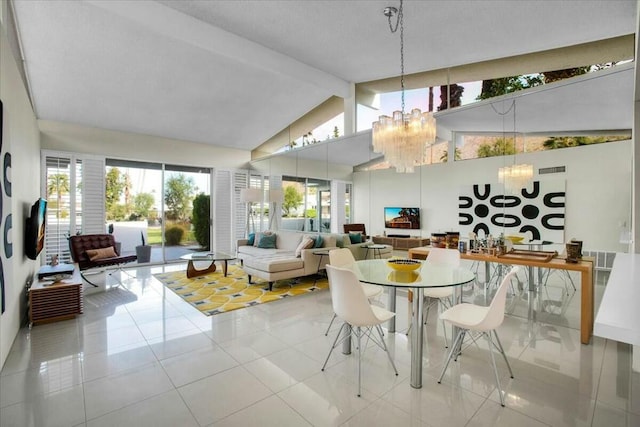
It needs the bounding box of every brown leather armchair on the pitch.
[69,234,137,286]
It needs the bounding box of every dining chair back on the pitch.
[322,265,398,396]
[324,249,382,336]
[326,265,382,327]
[407,248,460,345]
[424,247,461,268]
[329,248,356,268]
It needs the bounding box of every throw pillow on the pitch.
[295,237,315,257]
[349,232,363,244]
[314,235,324,248]
[253,231,272,247]
[247,233,255,246]
[257,233,277,249]
[86,247,117,261]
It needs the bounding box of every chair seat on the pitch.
[423,286,453,299]
[362,283,383,299]
[440,303,491,330]
[368,305,395,325]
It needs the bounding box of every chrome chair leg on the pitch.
[357,326,362,397]
[322,322,347,371]
[492,330,514,378]
[376,324,399,375]
[487,332,505,407]
[324,313,337,336]
[437,328,465,384]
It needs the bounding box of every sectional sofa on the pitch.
[237,230,392,291]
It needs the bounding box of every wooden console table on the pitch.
[408,247,595,345]
[373,236,430,250]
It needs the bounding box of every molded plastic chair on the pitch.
[407,248,460,346]
[324,249,384,336]
[437,266,519,406]
[321,265,398,397]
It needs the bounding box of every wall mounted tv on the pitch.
[25,198,47,260]
[384,207,420,230]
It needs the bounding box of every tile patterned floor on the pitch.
[1,260,639,426]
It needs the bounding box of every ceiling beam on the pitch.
[85,0,351,98]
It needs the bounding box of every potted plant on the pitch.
[135,230,152,263]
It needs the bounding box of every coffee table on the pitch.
[180,252,236,278]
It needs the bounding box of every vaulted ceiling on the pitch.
[11,0,637,152]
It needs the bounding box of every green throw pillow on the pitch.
[257,233,276,249]
[335,237,344,248]
[314,235,324,248]
[247,233,255,246]
[349,232,363,244]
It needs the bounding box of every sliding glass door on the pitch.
[105,160,211,263]
[163,165,211,262]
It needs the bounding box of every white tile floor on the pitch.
[1,260,639,426]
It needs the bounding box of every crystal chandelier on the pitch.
[494,100,533,193]
[372,0,436,173]
[498,164,534,194]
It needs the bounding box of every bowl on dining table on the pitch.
[387,258,421,272]
[506,235,524,244]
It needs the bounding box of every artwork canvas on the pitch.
[458,180,565,243]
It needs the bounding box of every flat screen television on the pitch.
[384,207,420,229]
[25,198,47,260]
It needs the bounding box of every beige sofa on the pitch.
[237,230,392,291]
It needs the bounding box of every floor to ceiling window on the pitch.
[105,159,212,264]
[163,165,211,262]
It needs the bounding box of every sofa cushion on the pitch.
[238,246,278,257]
[245,253,303,273]
[276,231,303,251]
[247,233,255,246]
[258,233,277,248]
[295,237,315,257]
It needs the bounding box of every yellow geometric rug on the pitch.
[153,264,328,316]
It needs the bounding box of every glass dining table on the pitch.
[350,259,475,389]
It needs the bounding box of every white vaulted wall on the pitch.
[354,139,631,253]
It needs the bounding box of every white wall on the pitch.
[0,26,42,368]
[39,120,251,170]
[354,140,631,253]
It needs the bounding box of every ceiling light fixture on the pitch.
[372,0,436,173]
[495,100,533,193]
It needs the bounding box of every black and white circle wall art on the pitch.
[458,180,565,243]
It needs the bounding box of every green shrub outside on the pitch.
[165,226,185,245]
[192,193,210,250]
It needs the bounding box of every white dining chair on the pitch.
[407,248,460,347]
[437,266,519,407]
[321,265,398,397]
[324,248,384,336]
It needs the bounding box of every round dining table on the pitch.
[351,259,475,389]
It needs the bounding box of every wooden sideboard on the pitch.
[29,265,83,327]
[408,247,595,345]
[373,236,430,250]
